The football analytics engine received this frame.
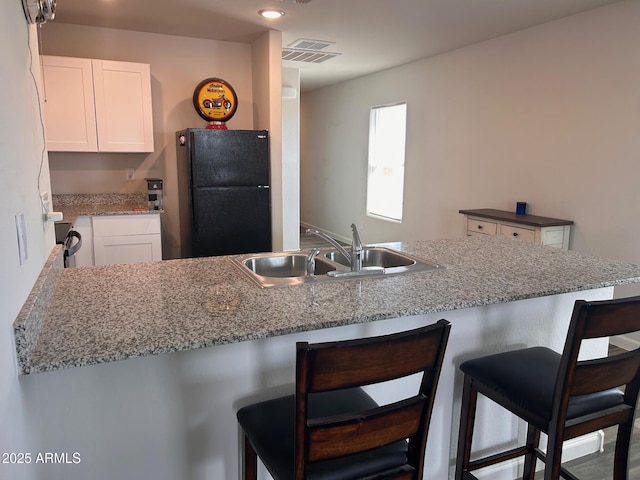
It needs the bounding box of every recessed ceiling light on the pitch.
[259,9,285,19]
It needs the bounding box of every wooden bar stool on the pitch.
[237,320,451,480]
[455,296,640,480]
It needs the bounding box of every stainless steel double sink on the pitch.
[232,246,444,288]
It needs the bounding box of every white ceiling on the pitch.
[50,0,623,91]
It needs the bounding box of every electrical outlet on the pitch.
[126,168,135,180]
[15,212,28,265]
[40,191,50,213]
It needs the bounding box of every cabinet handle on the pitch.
[477,225,483,230]
[513,232,519,237]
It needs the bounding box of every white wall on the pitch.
[0,3,54,480]
[281,67,301,251]
[300,0,640,271]
[251,30,286,252]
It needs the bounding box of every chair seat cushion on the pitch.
[237,388,408,480]
[460,347,624,427]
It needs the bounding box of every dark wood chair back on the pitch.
[294,319,451,480]
[455,296,640,480]
[553,296,640,440]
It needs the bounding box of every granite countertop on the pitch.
[52,193,159,224]
[13,236,640,374]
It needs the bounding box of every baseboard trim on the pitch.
[471,430,604,480]
[610,335,640,351]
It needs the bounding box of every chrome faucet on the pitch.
[306,248,320,277]
[305,228,351,264]
[350,223,363,271]
[305,224,364,272]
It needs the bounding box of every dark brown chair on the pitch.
[237,319,451,480]
[455,296,640,480]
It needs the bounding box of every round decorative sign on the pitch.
[192,78,238,125]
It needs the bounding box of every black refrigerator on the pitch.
[176,129,272,257]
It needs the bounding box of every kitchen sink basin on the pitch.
[243,253,336,278]
[232,247,444,288]
[325,247,414,270]
[324,247,444,276]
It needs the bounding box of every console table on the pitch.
[459,208,573,249]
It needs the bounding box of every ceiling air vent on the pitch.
[282,49,340,64]
[289,38,333,51]
[283,38,341,64]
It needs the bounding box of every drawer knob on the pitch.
[477,225,483,230]
[513,232,519,237]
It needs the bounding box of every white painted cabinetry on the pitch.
[93,214,162,265]
[460,209,573,249]
[73,214,162,267]
[71,215,94,267]
[41,56,154,152]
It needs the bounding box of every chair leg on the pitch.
[242,433,258,480]
[613,421,632,480]
[543,430,564,480]
[455,375,478,480]
[522,424,540,480]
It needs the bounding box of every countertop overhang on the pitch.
[52,193,160,224]
[13,236,640,374]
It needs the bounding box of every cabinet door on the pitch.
[94,234,161,265]
[92,60,154,152]
[41,56,98,152]
[71,216,94,267]
[92,214,162,265]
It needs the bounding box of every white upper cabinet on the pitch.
[92,60,154,152]
[41,56,98,151]
[41,56,154,153]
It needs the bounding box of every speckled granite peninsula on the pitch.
[13,236,640,375]
[14,235,640,480]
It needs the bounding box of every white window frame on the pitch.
[366,102,407,223]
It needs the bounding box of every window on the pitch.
[366,102,407,222]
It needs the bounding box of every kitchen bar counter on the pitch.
[15,236,640,480]
[13,236,640,375]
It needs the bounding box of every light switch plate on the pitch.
[15,212,28,265]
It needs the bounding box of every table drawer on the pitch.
[499,224,535,243]
[467,218,497,236]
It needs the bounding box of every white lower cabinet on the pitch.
[73,214,162,266]
[94,234,161,265]
[93,214,162,265]
[71,216,94,267]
